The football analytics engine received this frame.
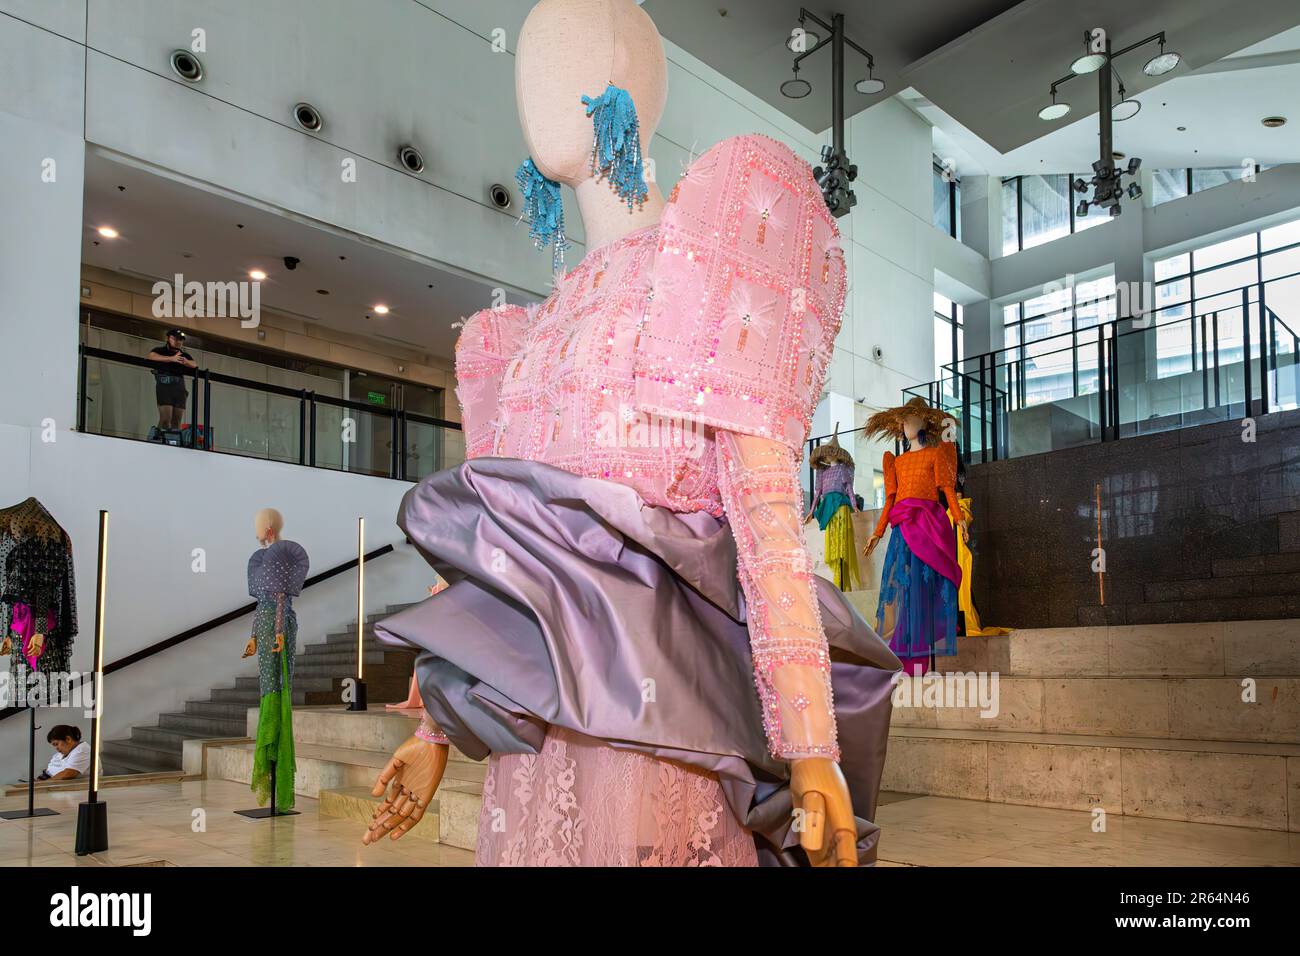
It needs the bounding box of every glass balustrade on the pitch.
[77,345,462,482]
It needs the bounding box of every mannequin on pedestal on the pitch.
[244,508,309,813]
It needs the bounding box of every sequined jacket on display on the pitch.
[455,134,848,760]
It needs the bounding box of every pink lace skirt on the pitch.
[476,726,759,867]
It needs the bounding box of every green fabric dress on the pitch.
[247,540,309,812]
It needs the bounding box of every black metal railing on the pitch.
[77,345,462,482]
[902,281,1299,464]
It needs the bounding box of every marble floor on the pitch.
[2,780,1296,866]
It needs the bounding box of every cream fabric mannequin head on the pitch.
[516,0,668,252]
[254,508,283,545]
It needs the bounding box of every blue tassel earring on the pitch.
[515,157,569,272]
[582,83,649,210]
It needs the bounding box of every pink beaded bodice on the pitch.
[455,134,848,761]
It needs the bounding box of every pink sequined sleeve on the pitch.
[630,134,849,761]
[454,304,532,460]
[716,431,839,761]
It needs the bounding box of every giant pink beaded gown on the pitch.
[377,134,899,866]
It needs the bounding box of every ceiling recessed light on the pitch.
[1071,52,1107,75]
[1262,116,1287,128]
[97,226,119,239]
[316,289,330,295]
[1176,125,1187,131]
[373,304,390,315]
[249,269,267,281]
[1143,49,1181,77]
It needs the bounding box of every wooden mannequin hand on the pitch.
[862,533,882,557]
[363,735,449,845]
[242,637,256,659]
[790,757,857,866]
[27,633,44,657]
[957,519,970,545]
[0,636,10,656]
[272,633,284,653]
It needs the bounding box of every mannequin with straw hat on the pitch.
[861,398,967,675]
[803,424,860,591]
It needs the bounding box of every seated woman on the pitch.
[38,725,89,781]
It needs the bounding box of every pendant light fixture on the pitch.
[1142,38,1181,76]
[1038,90,1071,121]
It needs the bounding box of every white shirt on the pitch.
[45,741,90,778]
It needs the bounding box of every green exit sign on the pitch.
[366,391,387,406]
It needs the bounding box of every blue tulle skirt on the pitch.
[875,527,958,667]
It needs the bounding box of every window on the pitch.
[1002,274,1115,405]
[1151,215,1300,386]
[1001,173,1112,254]
[934,292,964,396]
[1151,165,1273,207]
[932,160,960,239]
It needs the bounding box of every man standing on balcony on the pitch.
[146,328,196,437]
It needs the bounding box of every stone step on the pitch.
[184,700,255,720]
[127,724,210,753]
[316,779,483,851]
[318,785,442,844]
[296,648,407,666]
[934,620,1300,678]
[884,726,1300,832]
[100,739,182,773]
[889,675,1300,744]
[158,711,248,737]
[286,706,479,766]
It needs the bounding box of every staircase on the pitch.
[100,606,419,776]
[886,619,1300,831]
[206,707,486,850]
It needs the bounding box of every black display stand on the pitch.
[347,679,368,712]
[0,708,59,820]
[235,759,299,819]
[74,509,111,855]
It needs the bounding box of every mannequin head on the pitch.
[902,414,926,444]
[516,0,667,187]
[254,508,283,545]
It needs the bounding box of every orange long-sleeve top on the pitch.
[872,442,963,539]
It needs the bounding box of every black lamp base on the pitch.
[233,806,300,819]
[74,800,109,855]
[347,679,368,711]
[0,807,58,820]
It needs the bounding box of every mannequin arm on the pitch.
[715,431,838,760]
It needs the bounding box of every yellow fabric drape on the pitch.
[824,504,859,591]
[953,497,1011,637]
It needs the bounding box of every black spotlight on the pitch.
[169,50,204,82]
[489,184,512,210]
[293,102,323,132]
[398,145,425,174]
[283,256,300,271]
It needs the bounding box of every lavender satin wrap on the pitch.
[889,497,961,586]
[375,457,900,866]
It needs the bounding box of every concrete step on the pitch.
[884,726,1300,832]
[890,674,1300,744]
[935,620,1300,678]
